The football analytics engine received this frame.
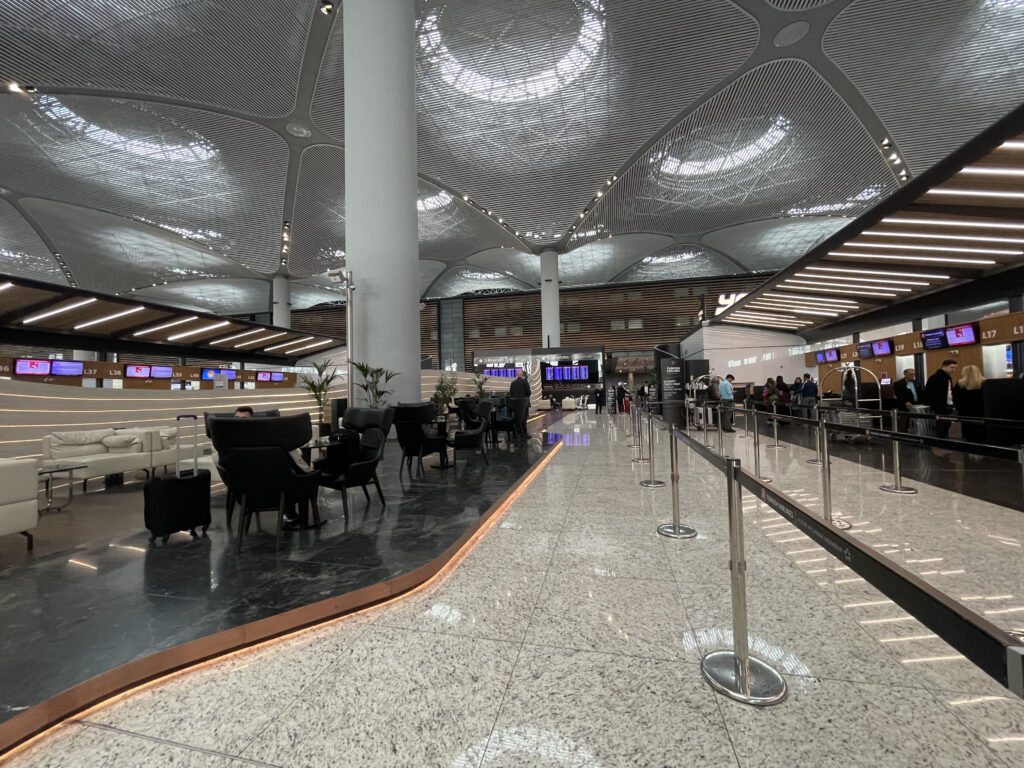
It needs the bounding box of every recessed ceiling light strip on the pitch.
[280,339,336,355]
[74,306,145,330]
[848,241,1021,256]
[235,332,286,348]
[133,316,197,337]
[925,188,1024,200]
[958,167,1024,177]
[22,297,98,325]
[866,230,1024,246]
[883,215,1024,231]
[0,282,12,292]
[1000,140,1024,150]
[785,279,907,294]
[749,305,839,317]
[264,335,313,352]
[783,284,897,297]
[210,328,265,345]
[805,266,950,280]
[794,272,930,287]
[763,292,859,306]
[167,320,231,341]
[829,250,996,265]
[751,298,850,312]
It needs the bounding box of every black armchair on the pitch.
[446,415,489,466]
[494,397,529,443]
[393,402,445,475]
[218,447,320,553]
[341,406,396,459]
[318,449,386,519]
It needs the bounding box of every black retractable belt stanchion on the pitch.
[879,407,918,495]
[657,427,696,539]
[751,408,772,484]
[701,457,787,705]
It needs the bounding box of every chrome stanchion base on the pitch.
[657,522,696,539]
[632,457,650,464]
[640,479,666,488]
[758,477,773,484]
[806,459,822,465]
[879,483,918,495]
[766,444,783,450]
[701,651,788,706]
[831,517,853,530]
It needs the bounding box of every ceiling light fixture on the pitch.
[7,82,21,93]
[280,339,335,355]
[806,265,950,280]
[74,306,145,330]
[22,297,98,325]
[784,284,898,298]
[959,166,1024,177]
[749,305,840,317]
[0,282,13,292]
[926,188,1024,200]
[868,230,1024,246]
[730,311,801,322]
[210,328,265,345]
[133,316,197,337]
[829,250,997,265]
[794,272,930,287]
[752,297,852,312]
[167,320,231,341]
[235,332,286,349]
[320,0,333,14]
[883,215,1024,231]
[999,140,1024,150]
[849,241,1021,256]
[265,335,313,352]
[785,279,907,294]
[763,292,859,306]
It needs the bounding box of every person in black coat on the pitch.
[615,384,627,413]
[893,369,921,409]
[508,370,531,437]
[594,388,606,414]
[952,365,986,444]
[924,359,958,439]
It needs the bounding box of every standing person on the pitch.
[762,378,779,407]
[924,359,958,439]
[952,364,986,443]
[719,374,735,432]
[893,368,921,431]
[509,369,531,438]
[800,373,818,417]
[594,387,606,414]
[615,383,627,414]
[792,376,805,417]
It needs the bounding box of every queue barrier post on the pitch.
[1019,446,1024,500]
[717,403,726,456]
[633,402,650,464]
[767,402,782,449]
[880,410,917,495]
[752,407,772,484]
[641,408,666,488]
[807,410,823,466]
[701,457,788,705]
[703,403,711,447]
[657,427,697,539]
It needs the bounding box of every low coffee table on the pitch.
[37,463,87,513]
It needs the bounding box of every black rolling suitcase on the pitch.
[144,414,211,543]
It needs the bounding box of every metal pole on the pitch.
[345,270,355,407]
[767,402,781,449]
[807,410,823,466]
[683,398,691,436]
[742,401,750,439]
[880,434,917,495]
[703,403,711,447]
[820,421,833,523]
[641,411,665,487]
[752,408,771,484]
[717,403,726,456]
[658,428,696,538]
[633,402,649,464]
[1019,446,1024,501]
[702,458,787,705]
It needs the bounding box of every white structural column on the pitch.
[344,0,421,404]
[272,275,291,328]
[540,248,561,348]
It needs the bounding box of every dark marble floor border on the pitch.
[0,434,566,758]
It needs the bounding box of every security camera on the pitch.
[327,268,345,283]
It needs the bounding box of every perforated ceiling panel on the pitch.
[417,181,528,264]
[467,248,542,288]
[420,260,448,296]
[0,95,289,273]
[0,0,313,117]
[610,243,741,283]
[702,217,850,272]
[559,233,673,286]
[424,266,534,299]
[21,198,256,295]
[580,59,899,242]
[824,0,1024,173]
[134,278,271,315]
[0,199,65,284]
[766,0,838,9]
[310,0,759,244]
[292,283,347,311]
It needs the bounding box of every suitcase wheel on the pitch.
[149,535,156,543]
[201,525,209,536]
[162,535,170,544]
[189,528,198,538]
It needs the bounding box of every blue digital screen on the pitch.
[201,368,237,380]
[482,368,521,378]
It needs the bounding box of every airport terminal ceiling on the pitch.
[2,0,1024,316]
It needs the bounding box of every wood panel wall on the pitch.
[289,306,439,369]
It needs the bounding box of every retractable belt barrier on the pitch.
[625,409,1024,703]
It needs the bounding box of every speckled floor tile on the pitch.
[474,645,737,767]
[935,690,1024,759]
[525,570,700,661]
[718,675,1010,768]
[1,722,253,768]
[458,526,560,572]
[549,530,673,582]
[239,626,519,768]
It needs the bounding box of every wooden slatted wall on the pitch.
[289,305,439,369]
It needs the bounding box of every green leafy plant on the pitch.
[353,361,400,408]
[431,372,458,409]
[298,360,339,423]
[472,375,489,397]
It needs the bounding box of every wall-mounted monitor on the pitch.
[150,365,173,379]
[201,368,237,380]
[482,367,521,378]
[921,329,948,350]
[945,323,978,347]
[824,349,839,363]
[125,364,151,378]
[256,371,272,382]
[51,360,84,376]
[880,377,892,386]
[856,342,874,359]
[15,359,51,376]
[871,339,893,356]
[270,372,284,382]
[540,361,599,383]
[815,351,827,364]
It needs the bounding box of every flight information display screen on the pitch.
[945,323,977,346]
[15,359,51,375]
[921,329,948,350]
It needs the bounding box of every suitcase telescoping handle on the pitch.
[175,414,199,478]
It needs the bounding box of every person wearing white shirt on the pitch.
[719,374,735,432]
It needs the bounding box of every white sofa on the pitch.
[42,427,178,491]
[0,458,39,550]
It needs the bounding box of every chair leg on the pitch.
[275,493,286,552]
[362,484,371,502]
[20,531,33,551]
[225,495,235,531]
[310,495,321,527]
[341,487,349,519]
[373,474,385,505]
[236,495,248,554]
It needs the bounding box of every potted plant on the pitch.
[353,361,400,408]
[472,374,489,398]
[299,360,339,435]
[431,372,458,414]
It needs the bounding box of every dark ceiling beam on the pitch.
[715,101,1024,327]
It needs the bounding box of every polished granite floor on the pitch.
[6,409,1023,767]
[0,416,560,725]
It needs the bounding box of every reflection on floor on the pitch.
[6,409,1022,767]
[0,420,559,725]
